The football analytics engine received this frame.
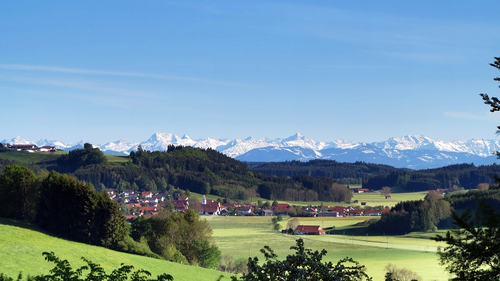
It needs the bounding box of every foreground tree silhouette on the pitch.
[433,203,500,280]
[231,238,371,281]
[481,56,500,159]
[434,57,500,280]
[0,252,174,281]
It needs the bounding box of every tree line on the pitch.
[369,192,451,234]
[0,164,220,269]
[253,160,500,191]
[7,142,498,202]
[17,144,354,203]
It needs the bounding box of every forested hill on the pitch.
[248,160,401,185]
[2,145,500,200]
[0,145,351,202]
[250,160,500,191]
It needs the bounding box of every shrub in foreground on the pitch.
[1,252,173,281]
[231,238,371,281]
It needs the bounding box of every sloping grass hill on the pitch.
[0,219,229,281]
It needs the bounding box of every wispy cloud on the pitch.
[0,64,244,86]
[443,111,498,122]
[0,73,164,109]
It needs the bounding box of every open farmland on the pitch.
[207,215,450,281]
[285,190,428,208]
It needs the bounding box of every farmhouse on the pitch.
[295,225,325,235]
[236,206,252,215]
[364,209,381,216]
[348,209,364,216]
[272,203,291,215]
[317,211,341,217]
[40,146,56,152]
[259,209,274,216]
[11,144,37,151]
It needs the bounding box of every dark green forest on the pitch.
[2,145,500,203]
[252,160,500,192]
[1,145,353,202]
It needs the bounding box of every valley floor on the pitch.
[206,216,451,281]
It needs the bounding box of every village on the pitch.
[108,188,389,235]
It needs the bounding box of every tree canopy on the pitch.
[36,171,126,248]
[432,57,500,280]
[131,209,220,269]
[231,238,371,281]
[0,164,39,221]
[433,203,500,280]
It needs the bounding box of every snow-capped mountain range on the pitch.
[3,133,500,170]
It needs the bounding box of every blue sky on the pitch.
[1,1,500,144]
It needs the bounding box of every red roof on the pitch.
[295,225,325,234]
[140,207,157,213]
[202,205,219,213]
[329,206,347,213]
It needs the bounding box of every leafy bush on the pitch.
[0,252,173,281]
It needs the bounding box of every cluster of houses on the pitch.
[0,143,57,152]
[109,189,388,222]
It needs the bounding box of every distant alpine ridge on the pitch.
[3,133,500,170]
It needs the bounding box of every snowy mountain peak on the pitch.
[284,132,303,141]
[3,133,500,169]
[2,135,32,144]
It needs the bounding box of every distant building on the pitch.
[11,144,37,150]
[295,225,325,235]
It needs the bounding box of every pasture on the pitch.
[283,190,427,208]
[0,213,452,280]
[0,219,228,281]
[206,215,450,281]
[0,150,63,165]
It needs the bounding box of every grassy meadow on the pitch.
[285,190,428,208]
[0,152,449,280]
[0,219,229,280]
[0,150,63,165]
[0,213,452,281]
[206,215,451,281]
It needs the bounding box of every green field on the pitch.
[106,154,132,164]
[284,190,428,208]
[0,150,63,165]
[0,214,452,281]
[0,150,131,166]
[206,216,451,281]
[0,213,452,281]
[0,219,230,280]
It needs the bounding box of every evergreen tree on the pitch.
[0,165,39,221]
[36,171,126,248]
[433,203,500,280]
